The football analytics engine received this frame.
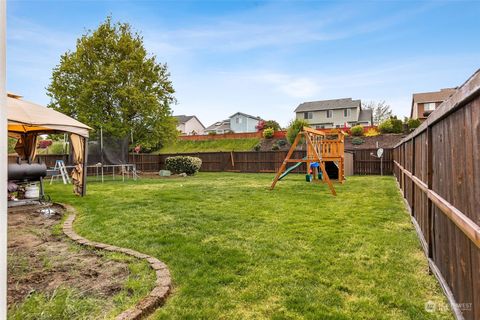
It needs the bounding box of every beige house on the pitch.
[410,88,456,121]
[174,115,205,135]
[294,98,372,129]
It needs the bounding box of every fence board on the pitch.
[18,149,392,176]
[394,70,480,320]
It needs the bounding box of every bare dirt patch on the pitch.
[7,204,129,307]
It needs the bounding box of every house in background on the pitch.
[174,115,205,135]
[204,112,262,134]
[294,98,373,129]
[204,119,231,134]
[229,112,262,133]
[410,88,456,121]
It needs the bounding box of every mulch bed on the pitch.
[7,204,129,307]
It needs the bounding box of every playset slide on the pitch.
[278,157,307,180]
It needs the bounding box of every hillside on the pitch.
[158,138,260,154]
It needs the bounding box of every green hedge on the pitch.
[165,156,202,175]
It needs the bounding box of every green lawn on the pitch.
[158,138,259,154]
[46,173,452,319]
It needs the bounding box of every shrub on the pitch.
[364,128,380,137]
[391,117,403,133]
[165,156,202,175]
[351,137,364,145]
[37,140,53,149]
[286,119,310,144]
[253,143,261,151]
[277,139,287,147]
[264,120,281,131]
[208,131,217,135]
[271,142,280,150]
[406,118,421,131]
[350,125,364,136]
[256,120,281,131]
[256,120,266,131]
[378,117,403,133]
[263,128,274,139]
[378,119,393,133]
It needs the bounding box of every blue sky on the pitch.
[7,0,480,127]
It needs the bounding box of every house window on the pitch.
[424,102,436,111]
[235,117,242,124]
[303,112,313,119]
[316,125,325,129]
[344,109,350,117]
[326,110,333,118]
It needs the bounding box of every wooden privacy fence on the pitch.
[129,149,392,175]
[8,149,393,176]
[393,70,480,320]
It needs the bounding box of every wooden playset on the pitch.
[270,127,345,196]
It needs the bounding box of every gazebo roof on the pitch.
[7,93,91,137]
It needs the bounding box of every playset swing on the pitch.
[270,127,345,196]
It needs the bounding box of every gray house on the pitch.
[229,112,262,133]
[205,112,262,134]
[294,98,373,129]
[204,119,231,134]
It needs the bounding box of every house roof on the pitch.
[173,115,205,129]
[410,88,457,118]
[205,119,230,131]
[358,108,373,122]
[412,88,457,104]
[295,98,361,112]
[229,112,262,120]
[173,115,194,124]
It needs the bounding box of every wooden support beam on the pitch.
[304,132,336,196]
[270,133,302,190]
[302,126,326,136]
[394,160,480,249]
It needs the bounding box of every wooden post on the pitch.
[411,137,415,217]
[304,133,336,196]
[426,126,434,259]
[270,133,302,190]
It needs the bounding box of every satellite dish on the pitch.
[377,148,384,158]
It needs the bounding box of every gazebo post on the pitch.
[82,137,88,196]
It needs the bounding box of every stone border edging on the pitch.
[60,204,172,320]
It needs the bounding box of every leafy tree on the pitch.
[256,120,281,132]
[378,116,404,134]
[286,119,309,144]
[406,118,421,132]
[363,100,393,125]
[47,17,177,150]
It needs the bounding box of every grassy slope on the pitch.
[46,174,452,319]
[158,138,260,154]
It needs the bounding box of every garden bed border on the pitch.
[60,203,171,320]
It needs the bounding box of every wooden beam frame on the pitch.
[270,129,337,196]
[394,160,480,248]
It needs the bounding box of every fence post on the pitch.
[426,126,434,260]
[411,137,415,217]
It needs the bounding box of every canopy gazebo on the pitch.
[7,93,91,196]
